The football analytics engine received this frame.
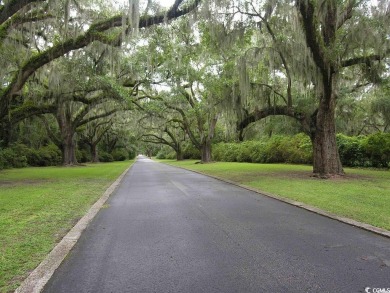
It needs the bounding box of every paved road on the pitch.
[43,157,390,293]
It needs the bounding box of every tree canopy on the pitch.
[0,0,389,176]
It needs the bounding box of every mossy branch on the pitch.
[237,105,309,134]
[0,0,202,118]
[0,0,45,25]
[9,102,56,124]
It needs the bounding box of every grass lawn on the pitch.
[0,161,132,293]
[161,160,390,231]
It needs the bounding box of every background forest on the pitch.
[0,0,389,177]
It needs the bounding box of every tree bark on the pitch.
[91,143,99,163]
[57,105,78,165]
[200,139,212,163]
[311,75,344,178]
[0,120,11,147]
[61,130,77,165]
[176,148,183,161]
[297,0,344,178]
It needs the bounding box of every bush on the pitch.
[336,134,366,167]
[214,143,240,162]
[212,132,389,168]
[0,145,28,169]
[250,141,268,163]
[156,146,176,160]
[236,141,254,162]
[128,148,137,160]
[26,148,42,166]
[212,143,225,161]
[182,144,200,160]
[112,149,128,161]
[362,132,390,168]
[282,133,313,164]
[263,136,286,163]
[25,144,62,166]
[99,151,114,162]
[213,134,313,165]
[76,149,91,163]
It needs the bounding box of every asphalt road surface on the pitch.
[43,156,390,293]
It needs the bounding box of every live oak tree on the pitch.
[39,76,130,165]
[11,41,138,165]
[80,118,114,162]
[0,0,202,147]
[133,20,230,163]
[138,111,187,161]
[2,0,389,172]
[233,0,390,177]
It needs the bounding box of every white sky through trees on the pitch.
[112,0,175,9]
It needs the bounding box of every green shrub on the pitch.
[128,148,137,160]
[0,145,28,169]
[0,154,4,170]
[156,146,176,160]
[236,141,254,162]
[251,141,268,163]
[212,143,225,161]
[282,133,313,164]
[26,148,42,166]
[212,134,313,165]
[214,141,253,163]
[41,144,62,165]
[26,144,62,166]
[263,136,286,163]
[99,151,114,162]
[212,133,389,168]
[224,143,240,162]
[182,144,200,160]
[112,149,128,161]
[336,134,366,167]
[76,149,91,163]
[155,152,166,159]
[362,132,390,168]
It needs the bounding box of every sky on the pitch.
[111,0,176,9]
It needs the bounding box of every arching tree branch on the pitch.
[0,0,45,25]
[0,0,202,119]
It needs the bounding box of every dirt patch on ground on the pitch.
[0,179,54,188]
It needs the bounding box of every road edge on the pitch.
[161,162,390,239]
[14,164,133,293]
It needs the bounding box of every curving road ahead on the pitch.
[43,156,390,293]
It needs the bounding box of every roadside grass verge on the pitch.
[0,161,132,293]
[161,160,390,231]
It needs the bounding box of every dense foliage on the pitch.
[0,143,133,170]
[0,0,389,176]
[156,132,390,169]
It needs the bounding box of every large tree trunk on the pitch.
[61,127,78,165]
[200,139,212,163]
[311,76,344,178]
[176,145,183,161]
[0,119,11,147]
[200,115,218,163]
[91,143,99,163]
[176,150,183,161]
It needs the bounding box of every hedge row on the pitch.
[2,132,389,169]
[0,144,61,169]
[213,133,390,168]
[156,144,201,160]
[337,133,390,167]
[0,144,136,170]
[213,133,312,164]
